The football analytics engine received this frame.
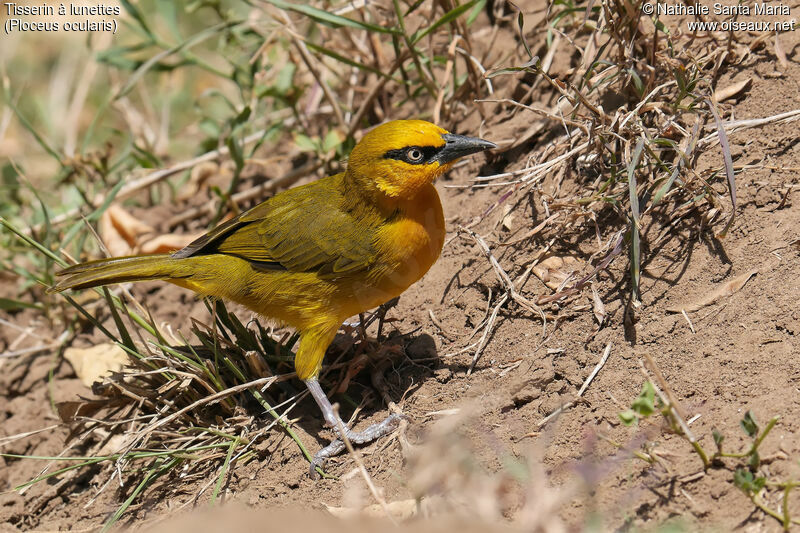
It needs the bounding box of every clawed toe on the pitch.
[309,412,407,478]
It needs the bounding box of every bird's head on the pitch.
[346,119,495,200]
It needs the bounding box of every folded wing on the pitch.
[172,179,377,279]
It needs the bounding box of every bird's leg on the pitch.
[375,296,399,341]
[305,378,404,476]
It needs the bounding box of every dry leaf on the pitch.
[533,255,582,290]
[97,433,135,456]
[64,343,129,387]
[56,399,110,421]
[325,499,418,521]
[100,204,154,256]
[178,161,220,201]
[666,270,758,313]
[774,34,789,69]
[139,232,203,254]
[500,204,514,231]
[591,283,607,326]
[713,78,751,103]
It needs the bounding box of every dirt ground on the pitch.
[2,4,800,533]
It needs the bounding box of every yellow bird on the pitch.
[51,119,495,472]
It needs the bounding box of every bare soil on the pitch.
[2,7,800,533]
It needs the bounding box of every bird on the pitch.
[50,119,496,474]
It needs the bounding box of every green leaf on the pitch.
[627,138,645,224]
[741,411,758,438]
[509,1,532,59]
[628,138,645,303]
[231,106,252,129]
[485,56,539,79]
[712,429,724,450]
[748,450,760,470]
[404,0,427,16]
[631,381,656,418]
[322,130,342,153]
[733,468,754,492]
[293,133,319,152]
[226,136,244,171]
[0,297,41,311]
[618,409,637,426]
[273,63,297,95]
[628,68,644,97]
[733,468,766,494]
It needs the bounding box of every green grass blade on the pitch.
[12,457,109,491]
[61,178,127,248]
[116,21,240,100]
[0,297,42,311]
[62,294,119,341]
[210,437,239,504]
[412,0,479,44]
[118,0,157,41]
[0,216,66,267]
[305,42,396,81]
[653,122,698,205]
[264,0,398,34]
[628,138,645,304]
[3,100,63,166]
[706,98,737,238]
[627,138,645,226]
[102,288,137,353]
[101,458,179,532]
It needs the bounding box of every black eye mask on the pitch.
[383,133,496,165]
[382,145,442,165]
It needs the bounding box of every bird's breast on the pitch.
[372,184,445,295]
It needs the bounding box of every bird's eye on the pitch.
[406,148,423,162]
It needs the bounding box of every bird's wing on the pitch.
[173,180,377,278]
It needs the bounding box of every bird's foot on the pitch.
[309,412,406,478]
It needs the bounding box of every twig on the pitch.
[433,35,460,124]
[428,309,455,341]
[0,425,60,448]
[469,292,508,375]
[460,140,589,189]
[538,342,612,427]
[1,342,63,358]
[456,47,493,94]
[332,405,397,526]
[281,17,346,127]
[640,354,710,468]
[681,309,696,334]
[479,98,589,135]
[697,108,800,147]
[346,51,409,139]
[577,342,612,396]
[459,227,546,374]
[143,376,279,434]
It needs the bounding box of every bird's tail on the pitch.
[49,254,186,293]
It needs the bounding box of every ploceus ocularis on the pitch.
[50,119,496,474]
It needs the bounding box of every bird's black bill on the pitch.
[434,133,496,164]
